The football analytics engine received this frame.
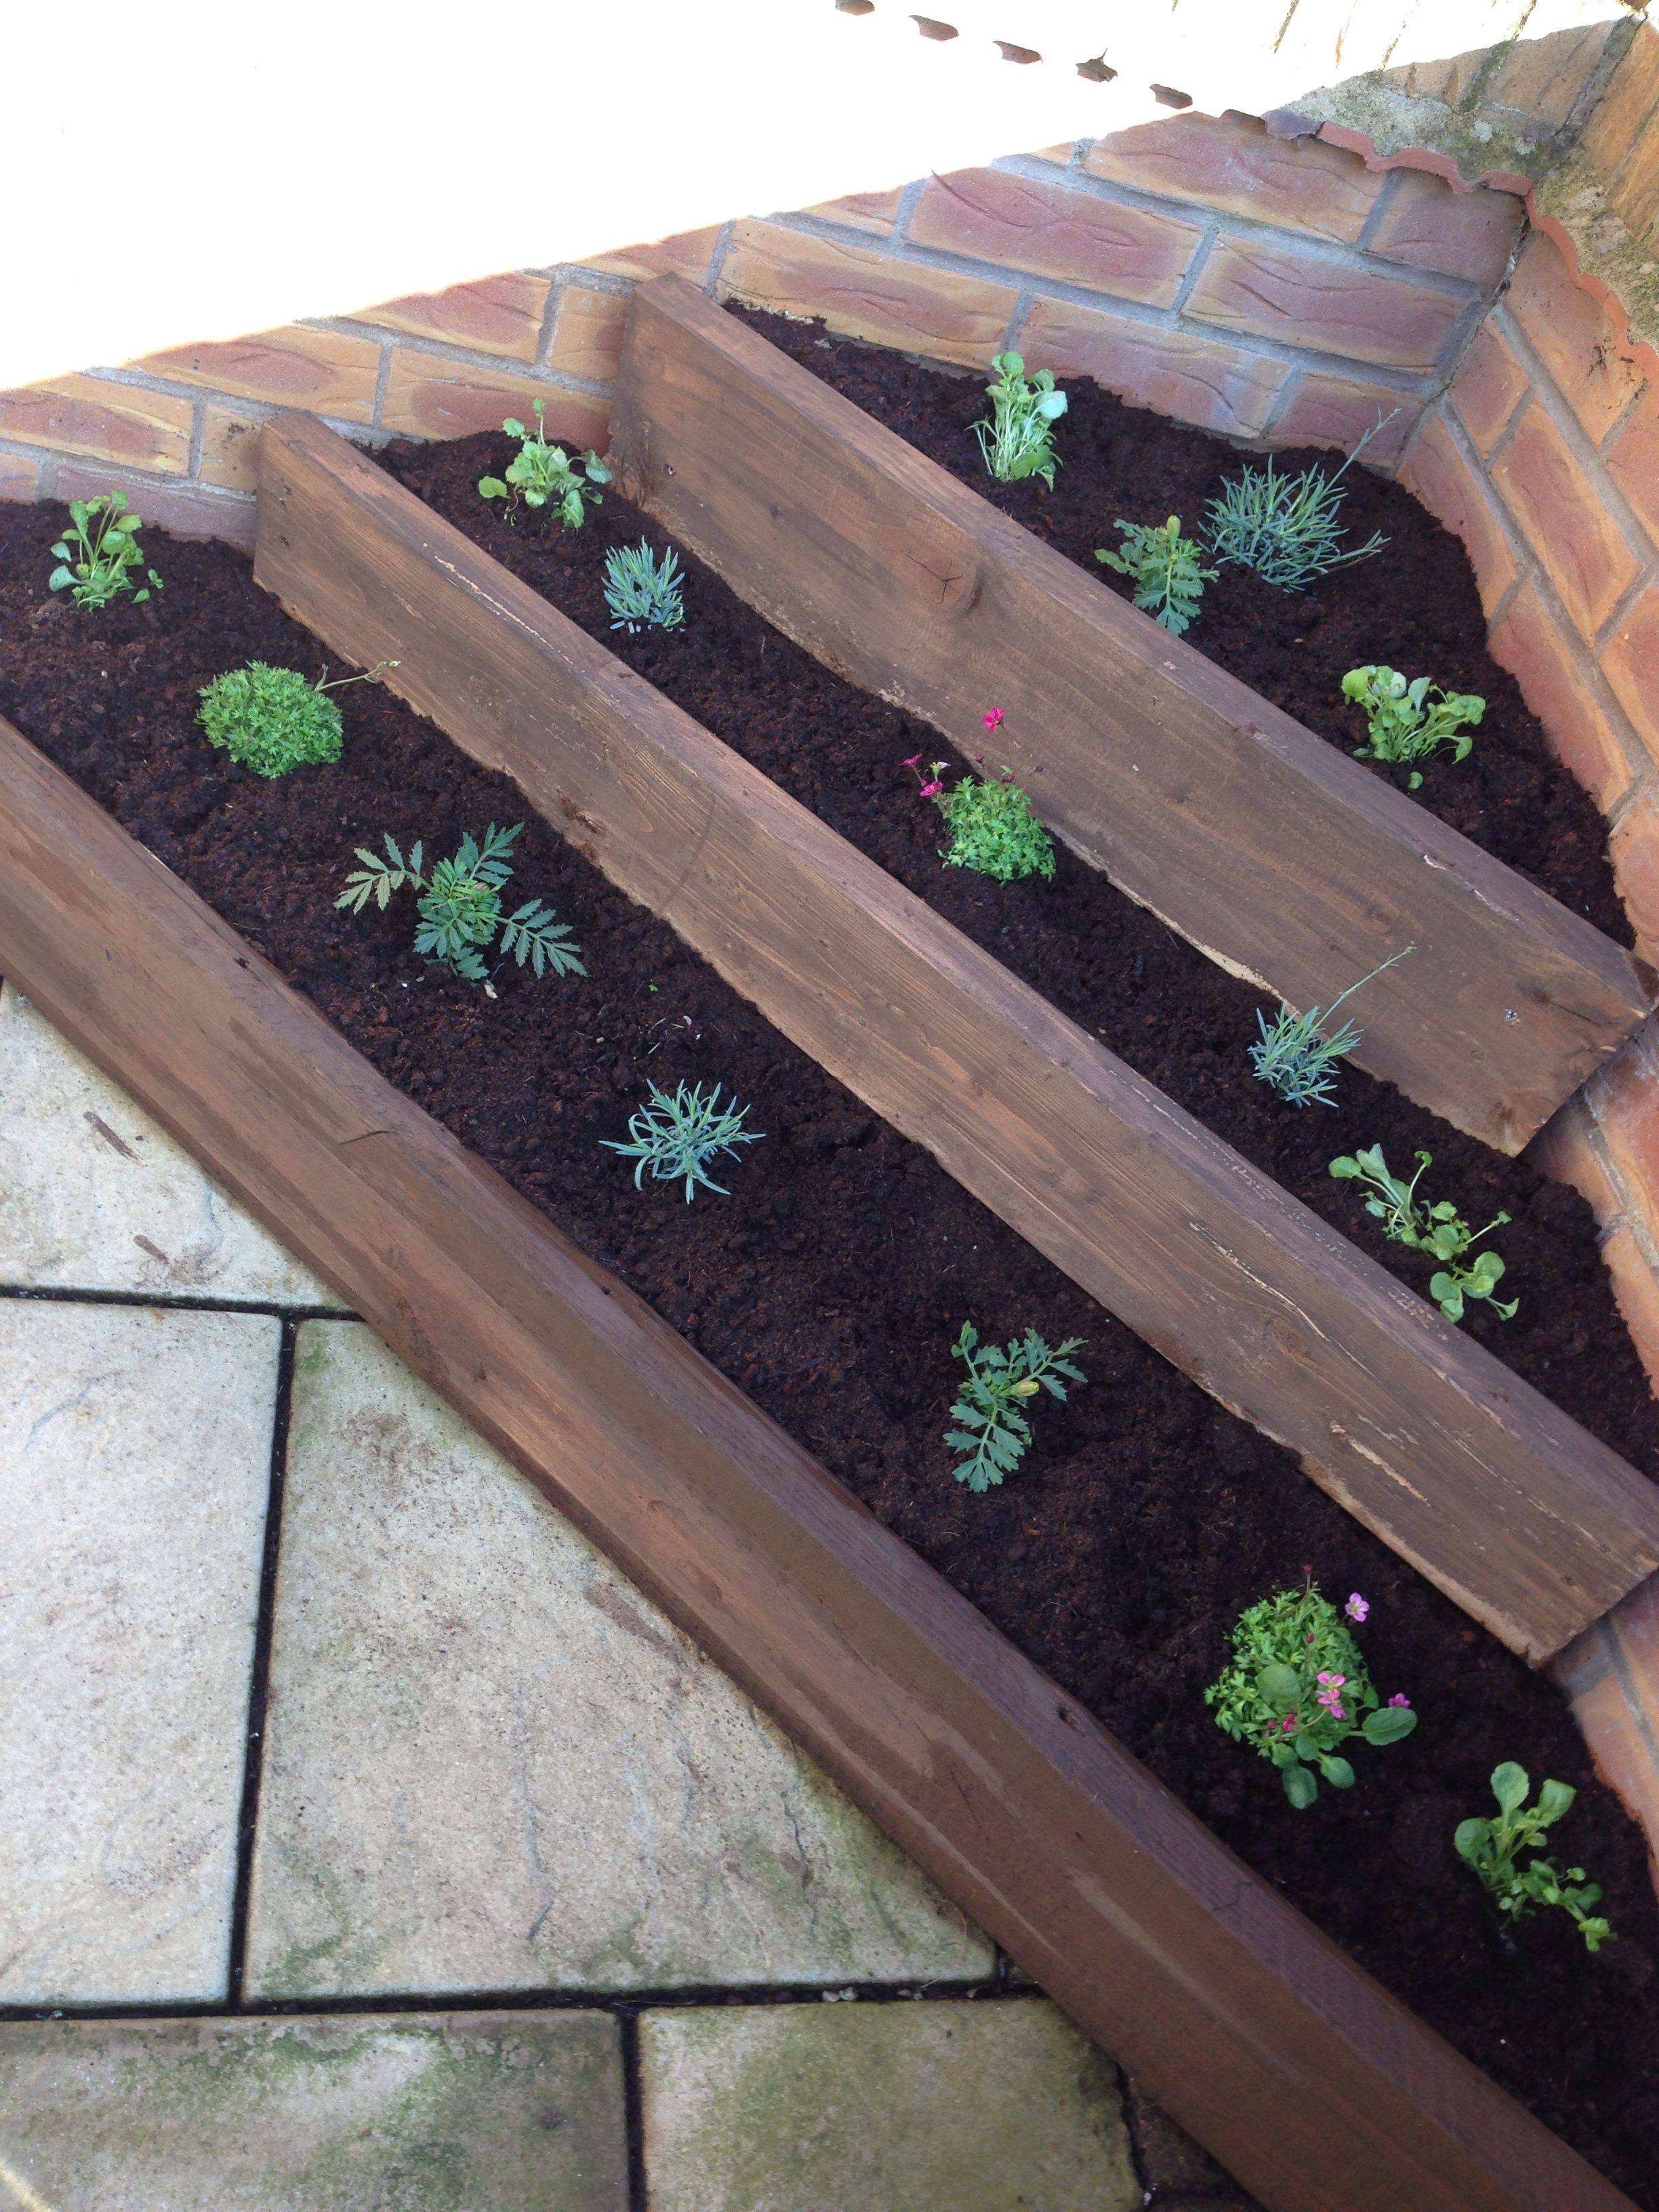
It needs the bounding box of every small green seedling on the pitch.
[197,659,396,779]
[944,1322,1085,1492]
[1343,665,1485,787]
[48,493,163,609]
[478,399,612,527]
[602,1080,760,1202]
[937,773,1055,883]
[972,351,1068,489]
[1455,1763,1613,1953]
[337,822,583,985]
[1249,945,1413,1109]
[603,539,685,634]
[1206,417,1393,592]
[1095,516,1217,635]
[1205,1578,1415,1809]
[1329,1144,1516,1325]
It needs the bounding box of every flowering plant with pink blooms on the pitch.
[1204,1575,1417,1808]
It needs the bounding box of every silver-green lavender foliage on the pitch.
[1206,417,1392,592]
[944,1322,1085,1492]
[603,540,685,634]
[972,351,1068,489]
[602,1080,760,1202]
[48,492,163,609]
[1455,1764,1612,1952]
[336,822,584,985]
[1249,945,1413,1108]
[1095,515,1218,634]
[478,398,612,527]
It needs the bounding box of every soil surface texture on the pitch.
[2,485,1657,2198]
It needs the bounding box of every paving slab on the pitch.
[638,1996,1141,2212]
[0,982,346,1305]
[0,2011,626,2211]
[245,1321,991,1998]
[0,1300,279,2002]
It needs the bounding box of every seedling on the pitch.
[47,492,162,609]
[1095,516,1217,635]
[602,1080,760,1202]
[478,399,612,527]
[1329,1144,1516,1324]
[937,771,1055,883]
[1206,417,1393,592]
[1205,1577,1416,1809]
[1455,1763,1613,1952]
[336,822,583,985]
[1343,665,1484,787]
[603,539,685,634]
[944,1322,1085,1492]
[972,351,1068,489]
[1249,945,1413,1108]
[197,659,396,779]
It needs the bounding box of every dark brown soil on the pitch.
[734,306,1630,945]
[2,491,1657,2196]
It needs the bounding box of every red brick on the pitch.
[1605,1221,1659,1393]
[1582,22,1659,191]
[909,168,1202,307]
[800,185,906,235]
[1486,23,1617,129]
[1365,171,1523,289]
[1083,112,1382,243]
[580,228,722,284]
[0,450,39,502]
[48,464,255,552]
[1449,323,1530,456]
[1608,1572,1659,1743]
[1018,297,1288,438]
[1264,373,1418,463]
[1493,403,1641,637]
[1185,236,1467,373]
[1610,794,1659,966]
[1601,586,1659,763]
[546,287,628,384]
[363,272,550,364]
[1504,233,1645,444]
[1399,413,1519,615]
[136,325,381,425]
[717,222,1017,369]
[1525,1092,1622,1223]
[1565,1665,1659,1872]
[0,376,192,474]
[379,353,609,449]
[1489,579,1635,810]
[1605,388,1659,552]
[197,407,264,496]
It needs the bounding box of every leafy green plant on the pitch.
[944,1322,1085,1492]
[336,822,583,985]
[1205,417,1392,592]
[972,351,1068,489]
[1094,515,1218,635]
[478,399,612,527]
[1329,1144,1516,1324]
[937,771,1056,883]
[1342,665,1485,787]
[603,539,685,634]
[1204,1578,1416,1808]
[48,492,163,609]
[197,659,396,779]
[1249,945,1413,1109]
[1455,1764,1613,1952]
[602,1080,760,1202]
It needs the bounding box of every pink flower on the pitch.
[983,707,1005,732]
[901,753,922,769]
[1345,1593,1369,1623]
[1388,1693,1412,1708]
[920,779,943,799]
[1315,1671,1347,1720]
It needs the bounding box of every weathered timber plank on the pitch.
[605,272,1651,1158]
[253,411,1659,1665]
[0,712,1639,2212]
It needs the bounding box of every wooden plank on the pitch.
[605,272,1652,1158]
[0,712,1639,2212]
[254,410,1659,1666]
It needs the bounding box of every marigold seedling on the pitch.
[1343,664,1484,787]
[478,398,612,527]
[603,539,685,634]
[197,659,396,779]
[1095,515,1217,635]
[1250,945,1412,1108]
[1329,1143,1516,1325]
[336,821,583,985]
[1455,1763,1612,1953]
[1205,1576,1416,1808]
[937,772,1055,884]
[1206,417,1393,592]
[972,351,1068,489]
[48,492,163,610]
[944,1322,1085,1492]
[602,1080,760,1202]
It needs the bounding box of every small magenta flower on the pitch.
[1388,1693,1411,1708]
[1345,1593,1369,1623]
[920,777,943,798]
[901,752,922,769]
[983,707,1005,732]
[1315,1671,1347,1721]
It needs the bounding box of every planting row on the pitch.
[6,481,1658,2200]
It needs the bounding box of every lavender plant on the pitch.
[972,352,1068,489]
[944,1323,1085,1492]
[1205,416,1393,592]
[1456,1765,1613,1952]
[603,1080,760,1202]
[1249,945,1414,1108]
[1095,515,1217,634]
[603,540,684,633]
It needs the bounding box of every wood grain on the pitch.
[0,710,1639,2212]
[254,410,1659,1664]
[605,272,1652,1158]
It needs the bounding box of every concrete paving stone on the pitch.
[245,1322,992,1998]
[0,1300,279,2002]
[638,1996,1141,2212]
[0,983,347,1305]
[0,2011,627,2211]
